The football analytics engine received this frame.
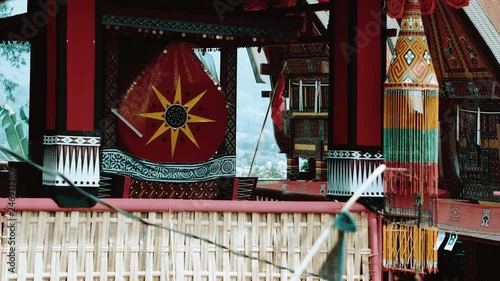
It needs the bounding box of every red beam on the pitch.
[437,199,500,233]
[0,198,371,213]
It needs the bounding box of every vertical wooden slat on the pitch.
[129,212,140,281]
[85,212,95,281]
[33,212,46,281]
[235,212,243,281]
[99,212,110,281]
[279,213,288,281]
[145,212,156,281]
[305,213,314,281]
[361,213,370,281]
[67,212,79,281]
[160,210,171,281]
[251,213,259,281]
[264,213,272,281]
[114,212,124,281]
[17,211,30,281]
[221,213,230,281]
[175,213,185,281]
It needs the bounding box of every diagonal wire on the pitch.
[0,146,332,280]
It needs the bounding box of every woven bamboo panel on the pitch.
[0,211,371,281]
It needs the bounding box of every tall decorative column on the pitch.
[44,0,100,207]
[327,0,385,198]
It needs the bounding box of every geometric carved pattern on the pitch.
[102,15,295,38]
[101,149,236,183]
[449,203,462,222]
[424,0,497,99]
[326,150,384,160]
[387,36,437,85]
[220,47,237,155]
[102,34,119,148]
[404,49,415,65]
[327,149,384,197]
[129,179,220,199]
[385,6,438,87]
[43,135,101,187]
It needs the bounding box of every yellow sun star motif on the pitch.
[137,77,215,158]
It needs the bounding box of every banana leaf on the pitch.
[0,104,28,160]
[19,105,29,124]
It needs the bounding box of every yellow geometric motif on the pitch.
[137,77,215,157]
[386,11,438,87]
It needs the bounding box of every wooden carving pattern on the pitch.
[129,179,220,199]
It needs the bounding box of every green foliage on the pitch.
[0,104,28,160]
[0,40,31,162]
[0,73,18,102]
[0,2,13,18]
[1,41,31,68]
[248,161,284,179]
[300,160,309,172]
[0,42,31,102]
[19,105,29,123]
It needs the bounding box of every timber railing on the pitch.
[0,199,375,281]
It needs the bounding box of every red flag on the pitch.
[271,72,285,129]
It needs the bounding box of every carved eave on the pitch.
[423,0,500,99]
[100,1,332,48]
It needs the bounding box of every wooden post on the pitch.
[43,0,100,207]
[497,124,500,160]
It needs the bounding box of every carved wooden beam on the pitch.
[0,13,27,41]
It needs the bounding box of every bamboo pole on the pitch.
[248,62,288,177]
[289,164,386,281]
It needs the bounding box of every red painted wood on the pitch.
[122,176,131,198]
[232,177,240,200]
[0,198,370,213]
[437,199,500,233]
[66,0,95,131]
[356,0,382,146]
[258,180,327,196]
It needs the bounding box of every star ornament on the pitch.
[137,77,215,158]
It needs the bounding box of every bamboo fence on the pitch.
[1,209,371,281]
